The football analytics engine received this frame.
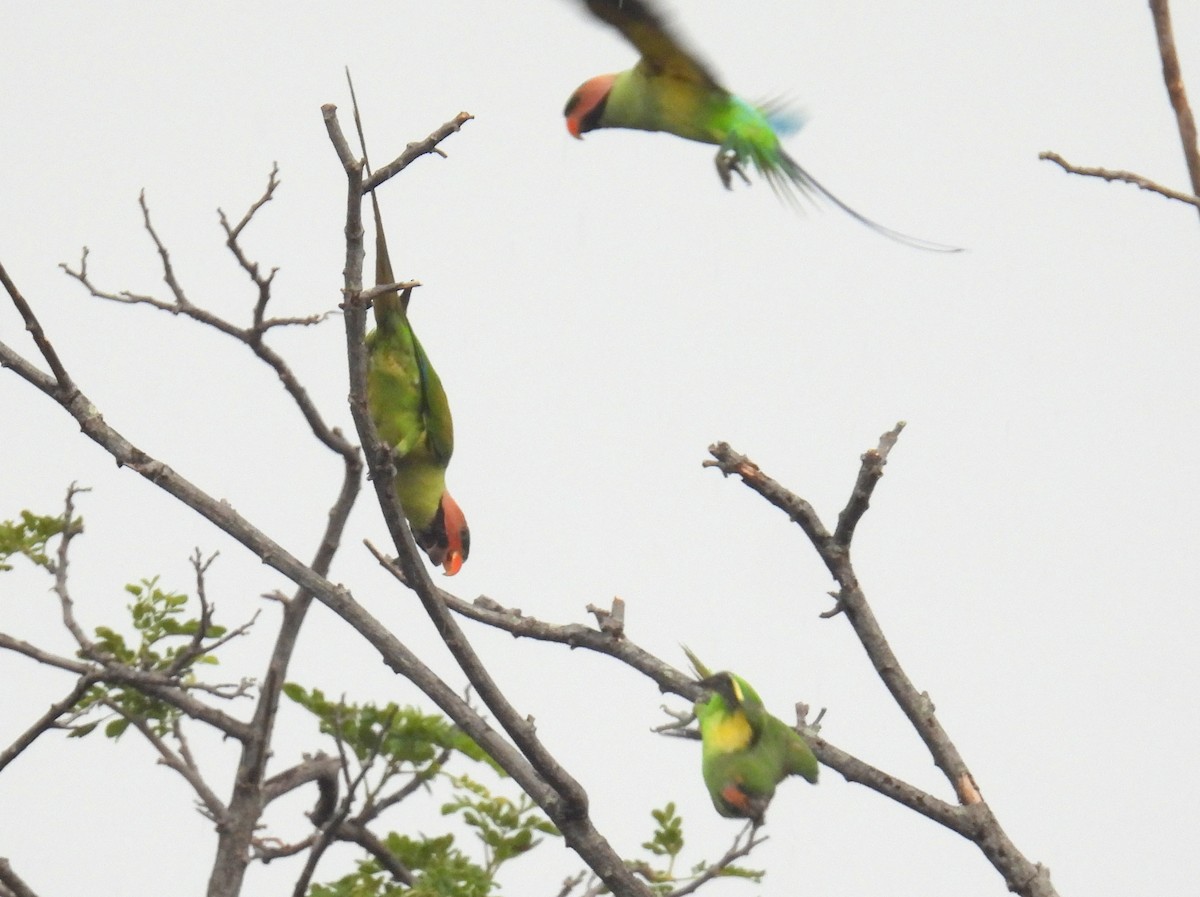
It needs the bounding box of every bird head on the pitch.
[699,671,746,711]
[564,73,617,138]
[414,491,470,576]
[698,671,766,721]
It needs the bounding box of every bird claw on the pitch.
[715,150,751,190]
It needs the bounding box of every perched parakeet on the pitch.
[365,185,469,575]
[684,647,819,823]
[564,0,957,251]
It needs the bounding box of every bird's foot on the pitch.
[715,149,751,190]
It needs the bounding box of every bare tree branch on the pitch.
[1038,151,1200,208]
[172,718,228,820]
[704,430,1058,897]
[60,207,346,457]
[360,744,452,819]
[288,707,414,897]
[373,540,976,835]
[0,859,39,897]
[1148,0,1200,205]
[0,633,252,739]
[337,820,414,884]
[0,675,97,774]
[325,101,654,897]
[361,112,474,194]
[0,262,72,388]
[4,223,635,896]
[1039,2,1200,221]
[103,701,229,822]
[665,822,766,897]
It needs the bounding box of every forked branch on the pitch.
[705,428,1057,897]
[1040,0,1200,221]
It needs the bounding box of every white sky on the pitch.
[3,2,1199,895]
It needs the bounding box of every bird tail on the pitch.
[682,645,713,680]
[346,67,408,325]
[773,147,962,252]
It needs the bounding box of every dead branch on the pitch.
[1038,151,1200,209]
[1148,0,1200,205]
[705,429,1057,897]
[0,859,39,897]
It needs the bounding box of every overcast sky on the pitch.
[3,2,1199,895]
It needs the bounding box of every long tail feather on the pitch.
[682,645,713,680]
[775,148,962,253]
[345,68,407,322]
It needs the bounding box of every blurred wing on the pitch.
[581,0,722,88]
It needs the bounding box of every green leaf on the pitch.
[0,509,69,571]
[67,721,99,738]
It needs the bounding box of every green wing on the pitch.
[369,195,453,465]
[764,715,820,785]
[581,0,722,88]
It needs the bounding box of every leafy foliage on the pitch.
[442,774,559,873]
[310,833,492,897]
[91,577,226,670]
[0,509,68,571]
[283,685,495,772]
[289,688,561,896]
[72,576,231,739]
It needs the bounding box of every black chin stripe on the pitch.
[580,94,608,134]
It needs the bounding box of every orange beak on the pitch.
[439,491,468,576]
[566,116,584,140]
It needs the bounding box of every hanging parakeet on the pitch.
[564,0,958,251]
[683,647,819,823]
[350,76,470,575]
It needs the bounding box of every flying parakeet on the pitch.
[683,647,819,823]
[351,77,470,576]
[564,0,958,251]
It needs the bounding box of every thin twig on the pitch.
[361,112,474,194]
[217,165,281,330]
[0,676,97,774]
[834,422,905,545]
[0,262,73,388]
[665,822,766,897]
[0,633,251,739]
[59,191,350,457]
[170,718,228,820]
[49,484,92,652]
[1038,151,1200,209]
[102,699,229,822]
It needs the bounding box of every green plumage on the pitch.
[366,197,453,538]
[567,0,960,251]
[348,68,468,574]
[684,647,819,823]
